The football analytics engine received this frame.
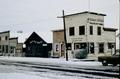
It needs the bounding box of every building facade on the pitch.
[0,31,10,56]
[24,32,52,57]
[52,29,65,57]
[54,11,117,59]
[9,37,18,56]
[16,43,24,56]
[0,31,23,56]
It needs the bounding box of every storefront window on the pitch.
[108,43,114,49]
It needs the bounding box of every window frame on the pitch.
[90,26,93,35]
[79,26,85,35]
[108,43,114,49]
[97,27,101,35]
[5,36,8,40]
[69,27,75,36]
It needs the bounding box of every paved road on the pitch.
[0,60,119,79]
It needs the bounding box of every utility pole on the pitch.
[62,10,68,61]
[118,0,120,53]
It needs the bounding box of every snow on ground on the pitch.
[0,57,119,74]
[0,65,89,79]
[0,57,119,79]
[0,57,101,67]
[0,56,119,70]
[0,63,118,79]
[0,73,49,79]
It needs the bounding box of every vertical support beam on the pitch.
[86,12,89,54]
[62,10,68,61]
[118,0,120,53]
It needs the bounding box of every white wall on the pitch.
[65,12,116,58]
[10,39,18,47]
[65,13,106,43]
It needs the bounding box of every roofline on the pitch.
[52,29,64,32]
[18,42,24,44]
[24,32,47,44]
[9,37,18,40]
[57,11,106,18]
[0,31,10,34]
[103,27,118,31]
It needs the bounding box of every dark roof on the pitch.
[0,31,10,34]
[58,11,106,18]
[103,27,118,31]
[24,32,47,44]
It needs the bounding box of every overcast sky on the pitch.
[0,0,119,46]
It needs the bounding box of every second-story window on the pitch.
[5,36,8,40]
[97,27,101,35]
[69,27,75,36]
[90,26,93,35]
[79,26,85,35]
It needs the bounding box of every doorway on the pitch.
[89,43,94,54]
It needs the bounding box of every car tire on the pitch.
[102,60,108,66]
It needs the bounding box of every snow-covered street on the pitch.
[0,57,119,79]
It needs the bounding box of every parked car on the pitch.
[98,53,120,66]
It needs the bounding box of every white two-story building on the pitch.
[56,11,117,59]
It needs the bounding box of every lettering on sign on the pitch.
[72,38,83,42]
[43,44,47,46]
[30,41,43,44]
[87,18,104,25]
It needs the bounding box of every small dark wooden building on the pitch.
[24,32,52,57]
